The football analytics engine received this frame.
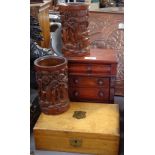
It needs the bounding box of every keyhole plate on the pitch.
[70,139,82,147]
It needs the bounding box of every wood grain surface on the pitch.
[68,48,117,103]
[30,1,51,48]
[34,102,120,155]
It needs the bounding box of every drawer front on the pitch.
[69,76,110,88]
[68,63,111,75]
[69,87,109,102]
[34,134,119,155]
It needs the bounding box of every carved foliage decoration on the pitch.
[89,13,124,96]
[36,67,69,114]
[59,4,90,57]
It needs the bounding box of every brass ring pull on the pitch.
[74,79,79,84]
[87,65,92,73]
[98,91,104,97]
[98,79,104,86]
[74,91,79,97]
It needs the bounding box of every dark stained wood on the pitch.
[30,1,51,48]
[69,87,110,103]
[34,56,70,115]
[68,63,111,76]
[30,0,43,3]
[69,76,109,88]
[67,48,118,63]
[58,3,90,57]
[68,48,117,103]
[89,11,124,96]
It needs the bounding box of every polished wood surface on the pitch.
[68,63,112,76]
[68,48,117,103]
[69,87,110,102]
[69,76,109,88]
[68,48,117,63]
[34,102,120,155]
[89,11,124,96]
[30,1,51,48]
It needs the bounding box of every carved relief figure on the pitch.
[35,67,69,114]
[58,3,90,57]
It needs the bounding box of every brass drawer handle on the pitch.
[74,91,79,97]
[98,91,104,97]
[74,79,79,84]
[70,139,82,147]
[86,65,92,73]
[97,79,104,86]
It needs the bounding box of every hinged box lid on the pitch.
[34,102,119,138]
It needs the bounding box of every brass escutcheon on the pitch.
[70,139,82,147]
[73,111,86,119]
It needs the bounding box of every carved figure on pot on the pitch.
[34,57,70,115]
[58,3,90,57]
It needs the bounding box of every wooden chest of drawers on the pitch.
[68,48,117,103]
[34,102,120,155]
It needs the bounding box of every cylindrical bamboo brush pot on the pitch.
[34,56,70,115]
[58,3,90,57]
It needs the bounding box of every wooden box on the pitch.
[34,102,120,155]
[68,48,118,103]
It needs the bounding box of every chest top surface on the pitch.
[34,102,119,136]
[67,48,117,64]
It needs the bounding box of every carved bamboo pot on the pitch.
[34,56,70,115]
[58,3,90,57]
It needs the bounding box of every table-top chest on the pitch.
[34,102,120,155]
[67,48,117,103]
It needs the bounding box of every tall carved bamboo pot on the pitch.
[34,56,70,115]
[58,3,90,57]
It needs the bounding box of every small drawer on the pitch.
[69,87,109,102]
[69,76,109,88]
[68,63,111,75]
